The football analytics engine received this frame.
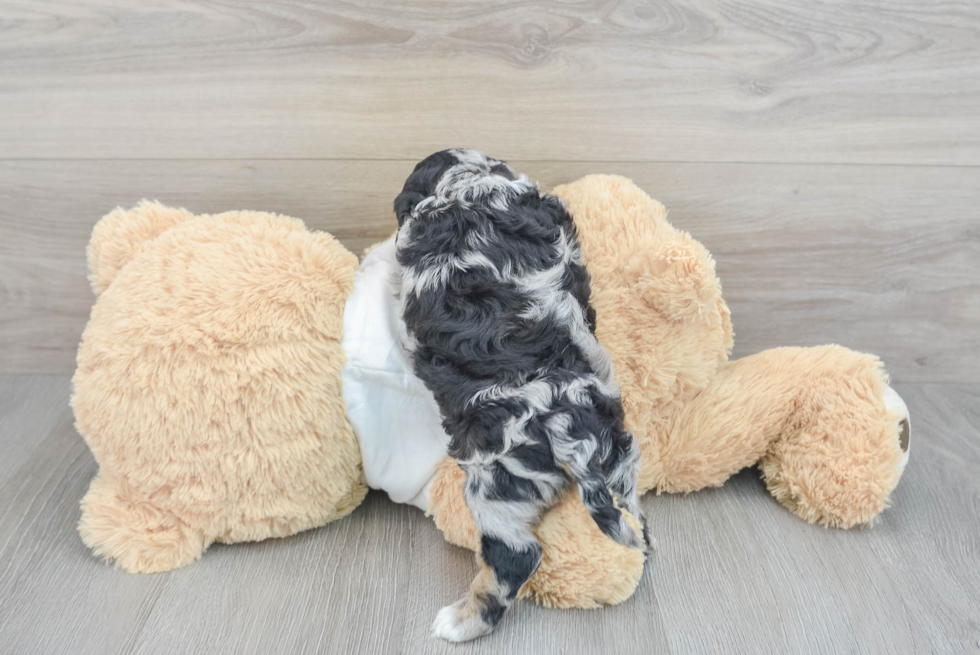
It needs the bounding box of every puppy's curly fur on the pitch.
[394,149,647,642]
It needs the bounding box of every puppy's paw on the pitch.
[431,599,494,642]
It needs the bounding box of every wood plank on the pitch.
[128,491,413,655]
[0,159,407,374]
[0,374,71,480]
[0,401,413,654]
[0,0,978,164]
[648,470,914,653]
[862,383,980,653]
[1,159,976,382]
[0,411,172,654]
[1,377,977,653]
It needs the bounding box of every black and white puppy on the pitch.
[394,149,647,642]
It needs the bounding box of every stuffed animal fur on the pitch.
[72,176,910,608]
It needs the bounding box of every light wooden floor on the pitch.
[1,1,978,653]
[1,375,978,654]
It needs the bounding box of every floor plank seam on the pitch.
[1,158,979,169]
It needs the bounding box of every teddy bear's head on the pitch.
[73,201,367,572]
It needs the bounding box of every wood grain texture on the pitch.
[0,374,70,480]
[1,159,976,382]
[126,492,413,655]
[0,0,977,651]
[0,375,977,654]
[0,0,978,164]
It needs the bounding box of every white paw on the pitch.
[431,601,493,642]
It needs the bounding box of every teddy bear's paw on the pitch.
[78,474,206,573]
[431,598,494,642]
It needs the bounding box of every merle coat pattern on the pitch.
[394,149,647,642]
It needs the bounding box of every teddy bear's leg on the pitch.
[756,347,909,527]
[427,457,646,609]
[662,345,908,527]
[78,473,207,573]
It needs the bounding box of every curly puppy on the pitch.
[394,149,648,642]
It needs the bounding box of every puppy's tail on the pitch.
[548,416,645,551]
[577,470,645,550]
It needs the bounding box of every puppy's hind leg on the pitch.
[431,457,562,642]
[431,542,539,643]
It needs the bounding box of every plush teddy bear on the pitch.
[72,176,910,609]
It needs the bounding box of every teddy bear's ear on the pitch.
[87,200,195,295]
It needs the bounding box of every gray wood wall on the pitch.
[1,1,978,381]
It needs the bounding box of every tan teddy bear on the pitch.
[72,176,910,608]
